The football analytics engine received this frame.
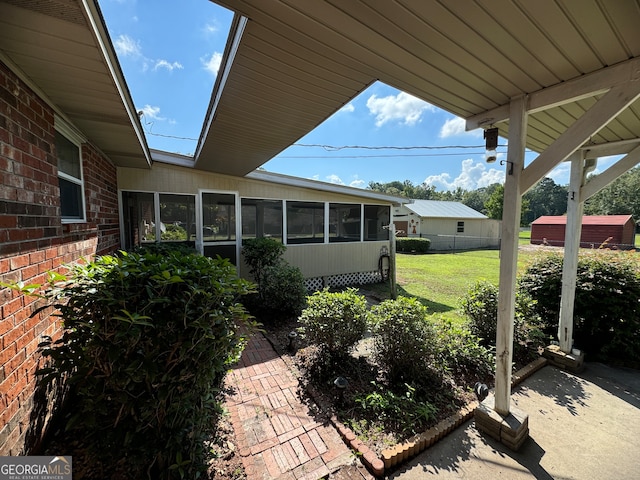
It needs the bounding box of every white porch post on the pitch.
[494,95,527,415]
[558,152,585,353]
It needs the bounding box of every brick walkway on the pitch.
[225,333,354,480]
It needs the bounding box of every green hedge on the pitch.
[28,251,256,479]
[396,237,431,253]
[518,251,640,366]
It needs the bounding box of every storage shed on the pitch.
[394,200,501,251]
[531,215,636,249]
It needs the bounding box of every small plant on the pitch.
[298,288,368,357]
[353,382,437,433]
[369,296,436,385]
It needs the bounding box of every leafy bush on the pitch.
[242,237,286,285]
[299,288,368,357]
[396,237,431,253]
[260,262,307,317]
[161,223,188,241]
[460,280,544,353]
[369,297,437,385]
[519,251,640,366]
[28,251,256,479]
[433,320,494,383]
[133,241,197,256]
[241,237,307,318]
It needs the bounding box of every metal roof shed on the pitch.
[531,215,636,249]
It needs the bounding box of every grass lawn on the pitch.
[366,247,538,324]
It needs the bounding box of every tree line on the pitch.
[368,166,640,226]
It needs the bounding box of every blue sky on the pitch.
[99,0,617,191]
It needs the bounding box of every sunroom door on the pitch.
[198,190,240,266]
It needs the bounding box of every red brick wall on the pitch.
[0,61,120,454]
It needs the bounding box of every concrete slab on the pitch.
[389,363,640,480]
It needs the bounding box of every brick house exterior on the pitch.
[0,61,120,454]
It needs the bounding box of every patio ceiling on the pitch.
[0,0,151,169]
[198,0,640,176]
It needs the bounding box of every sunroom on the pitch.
[118,161,407,289]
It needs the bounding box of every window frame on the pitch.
[55,119,86,223]
[240,197,284,241]
[457,221,465,233]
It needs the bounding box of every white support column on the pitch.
[558,152,585,353]
[494,95,527,416]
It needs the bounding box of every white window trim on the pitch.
[55,117,86,224]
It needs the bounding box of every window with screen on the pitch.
[159,194,196,241]
[286,201,324,244]
[201,192,236,242]
[364,205,390,241]
[241,198,283,240]
[329,203,361,242]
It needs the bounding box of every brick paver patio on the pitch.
[225,333,354,479]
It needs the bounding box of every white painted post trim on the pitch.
[494,95,527,415]
[558,152,585,353]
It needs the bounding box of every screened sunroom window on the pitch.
[241,198,283,240]
[364,205,390,241]
[329,203,361,242]
[287,201,324,244]
[55,131,84,221]
[201,192,236,242]
[159,194,196,241]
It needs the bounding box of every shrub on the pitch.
[299,288,368,357]
[396,238,431,253]
[242,237,286,285]
[260,262,307,317]
[369,297,436,385]
[460,280,543,352]
[241,237,307,318]
[519,251,640,366]
[433,320,494,383]
[26,251,256,479]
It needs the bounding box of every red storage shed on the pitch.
[531,215,636,249]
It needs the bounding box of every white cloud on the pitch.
[114,34,142,58]
[439,117,483,138]
[349,176,365,188]
[154,60,183,71]
[139,104,165,121]
[326,174,344,185]
[204,22,219,34]
[339,103,355,113]
[202,52,223,75]
[366,92,434,127]
[424,158,504,191]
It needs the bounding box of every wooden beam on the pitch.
[520,81,640,193]
[558,152,585,353]
[582,138,640,159]
[494,95,527,416]
[582,145,640,200]
[465,57,640,130]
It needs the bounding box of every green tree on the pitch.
[585,166,640,221]
[484,183,530,225]
[522,177,568,225]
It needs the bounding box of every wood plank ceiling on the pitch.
[200,0,640,176]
